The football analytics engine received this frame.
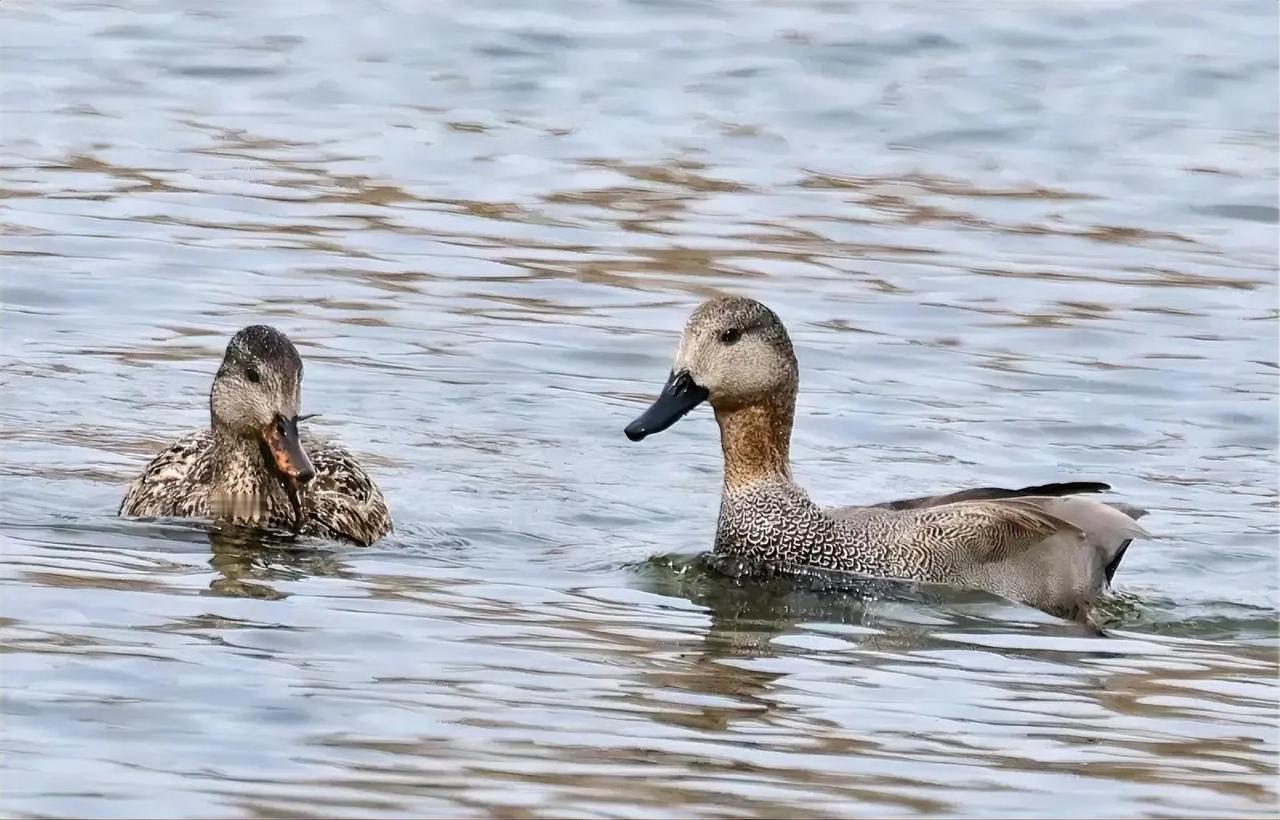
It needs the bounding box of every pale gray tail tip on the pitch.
[1108,502,1149,522]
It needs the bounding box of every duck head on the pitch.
[210,326,316,518]
[625,296,799,441]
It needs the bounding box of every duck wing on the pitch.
[300,436,393,546]
[878,495,1151,616]
[870,481,1113,511]
[119,430,214,518]
[828,481,1128,520]
[917,496,1148,562]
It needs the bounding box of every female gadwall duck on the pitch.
[624,296,1149,618]
[120,325,391,546]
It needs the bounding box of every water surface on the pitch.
[2,0,1278,817]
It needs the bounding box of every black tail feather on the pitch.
[883,481,1112,511]
[1013,482,1111,497]
[1105,539,1133,583]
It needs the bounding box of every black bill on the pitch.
[261,414,316,531]
[624,370,709,442]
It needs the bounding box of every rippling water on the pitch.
[2,0,1278,817]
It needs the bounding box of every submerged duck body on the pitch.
[625,296,1149,618]
[120,325,391,546]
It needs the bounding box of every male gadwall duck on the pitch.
[625,296,1149,618]
[120,325,391,545]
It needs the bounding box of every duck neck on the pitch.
[208,425,290,523]
[714,393,795,489]
[209,425,275,492]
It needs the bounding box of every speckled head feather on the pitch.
[225,325,303,373]
[211,325,304,435]
[675,296,798,412]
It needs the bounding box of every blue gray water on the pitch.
[2,0,1277,817]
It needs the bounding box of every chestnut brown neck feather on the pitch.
[714,393,794,487]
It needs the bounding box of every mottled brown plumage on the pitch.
[626,296,1150,618]
[119,326,391,546]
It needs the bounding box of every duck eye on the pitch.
[245,367,261,384]
[720,327,742,345]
